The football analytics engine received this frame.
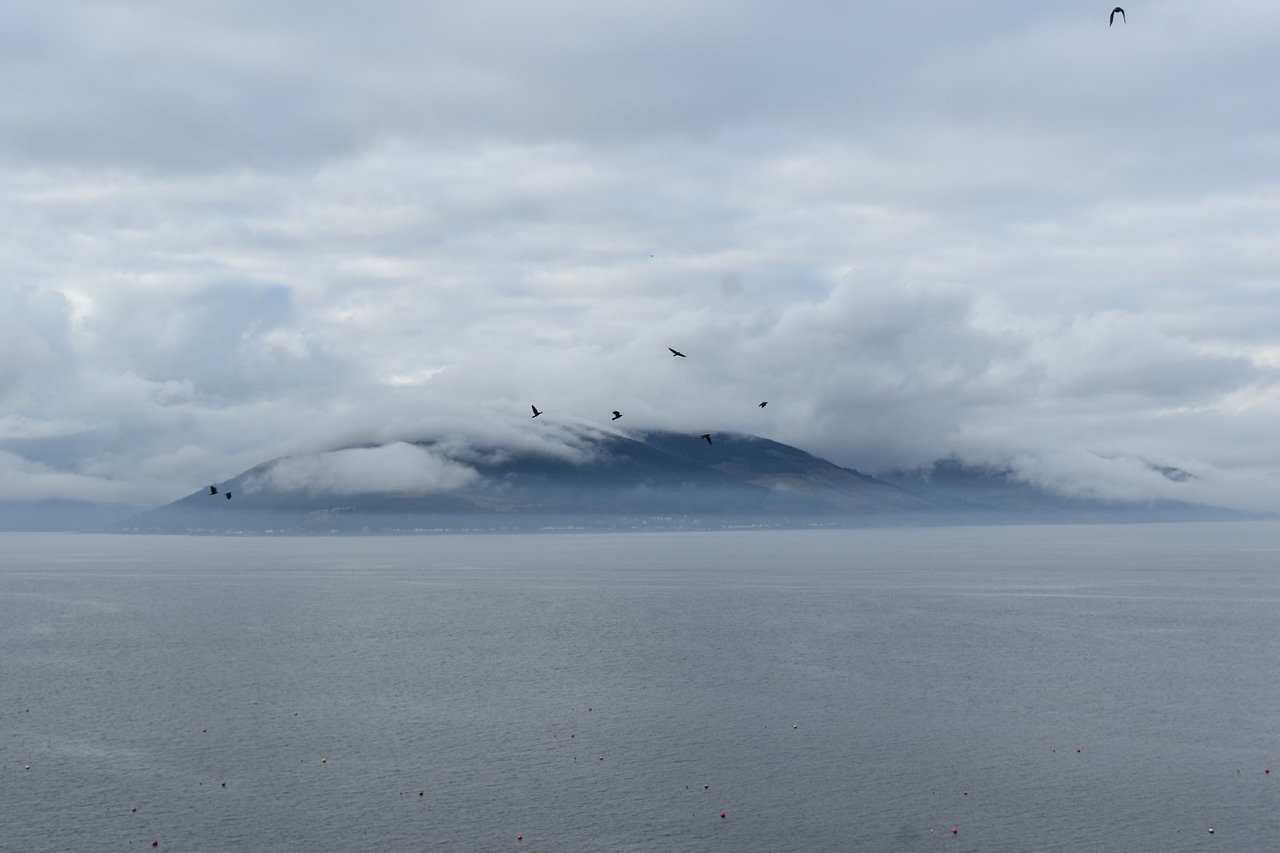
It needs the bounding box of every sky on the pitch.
[3,0,1280,513]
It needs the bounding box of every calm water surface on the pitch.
[3,523,1279,851]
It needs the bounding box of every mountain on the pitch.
[117,431,1242,534]
[120,429,927,534]
[878,458,1244,523]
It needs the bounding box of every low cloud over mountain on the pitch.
[120,428,1240,534]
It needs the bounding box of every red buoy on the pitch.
[720,811,726,819]
[419,790,424,796]
[517,835,523,841]
[152,840,159,847]
[952,827,958,834]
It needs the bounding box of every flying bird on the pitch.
[611,411,622,420]
[758,401,768,408]
[700,433,713,445]
[669,348,686,357]
[1110,6,1125,25]
[225,492,232,500]
[531,405,543,418]
[209,485,218,496]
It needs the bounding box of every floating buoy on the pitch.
[952,827,958,834]
[419,790,424,796]
[1076,748,1081,753]
[963,790,968,796]
[131,806,137,813]
[517,835,522,841]
[704,785,709,790]
[720,812,726,819]
[1266,768,1270,775]
[25,765,31,770]
[569,733,575,738]
[1208,828,1214,834]
[321,758,327,763]
[220,781,226,787]
[793,724,798,729]
[152,840,159,847]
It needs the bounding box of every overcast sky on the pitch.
[3,0,1280,512]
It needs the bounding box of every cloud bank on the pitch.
[2,1,1280,512]
[258,443,480,497]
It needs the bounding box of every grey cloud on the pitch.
[1038,311,1261,401]
[3,2,1280,514]
[256,443,480,497]
[0,449,139,506]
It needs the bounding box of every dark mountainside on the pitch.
[121,431,925,533]
[115,430,1242,534]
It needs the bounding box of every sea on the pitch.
[2,522,1278,852]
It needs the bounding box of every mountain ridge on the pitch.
[113,429,1243,534]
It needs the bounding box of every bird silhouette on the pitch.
[700,434,713,445]
[531,405,543,418]
[225,492,232,500]
[669,348,686,357]
[209,485,218,496]
[758,401,768,408]
[1110,6,1125,25]
[611,411,622,420]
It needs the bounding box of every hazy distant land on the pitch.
[84,430,1247,535]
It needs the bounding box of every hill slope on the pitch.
[121,429,925,533]
[119,431,1241,534]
